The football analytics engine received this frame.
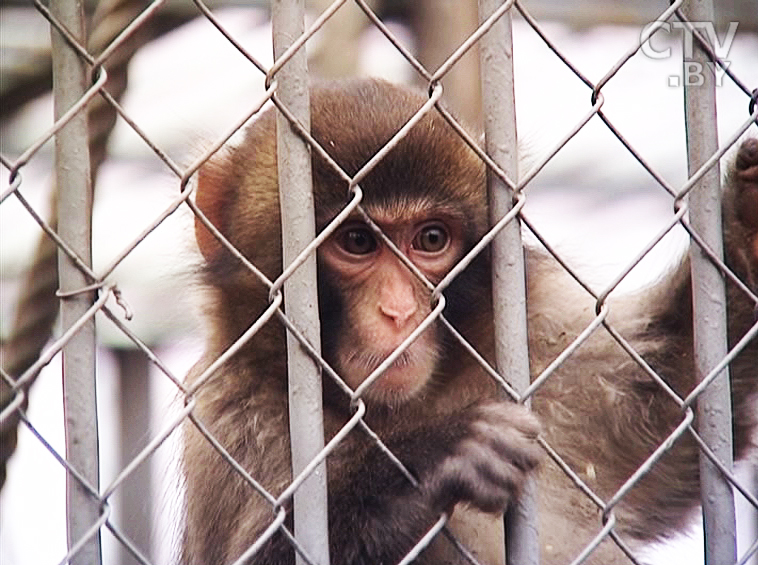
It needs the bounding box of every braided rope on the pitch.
[0,0,150,489]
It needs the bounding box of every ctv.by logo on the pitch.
[640,21,738,87]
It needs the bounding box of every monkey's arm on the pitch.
[531,138,758,560]
[642,137,758,433]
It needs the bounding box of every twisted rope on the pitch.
[0,0,151,489]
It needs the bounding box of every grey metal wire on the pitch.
[1,1,757,564]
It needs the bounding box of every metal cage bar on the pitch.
[49,0,102,563]
[477,1,538,564]
[681,1,738,563]
[271,1,331,564]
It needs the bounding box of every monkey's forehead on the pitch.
[313,167,488,237]
[319,197,468,226]
[309,131,487,225]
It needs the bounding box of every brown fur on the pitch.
[181,79,758,564]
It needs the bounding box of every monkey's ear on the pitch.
[194,155,232,262]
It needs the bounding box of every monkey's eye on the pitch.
[412,224,450,253]
[339,227,378,255]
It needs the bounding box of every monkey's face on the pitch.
[319,202,466,405]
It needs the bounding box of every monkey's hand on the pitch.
[725,137,758,288]
[419,401,542,515]
[322,401,540,565]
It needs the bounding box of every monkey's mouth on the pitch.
[347,346,423,373]
[341,342,438,401]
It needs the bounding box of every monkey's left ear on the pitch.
[194,155,232,262]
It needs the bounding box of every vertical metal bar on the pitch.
[49,0,101,563]
[114,347,153,565]
[681,2,737,564]
[477,2,538,565]
[271,1,331,564]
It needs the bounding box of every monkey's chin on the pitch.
[342,348,437,406]
[370,364,431,405]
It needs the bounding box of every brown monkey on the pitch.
[181,79,758,564]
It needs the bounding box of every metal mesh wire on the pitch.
[1,1,756,564]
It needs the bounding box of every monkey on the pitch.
[180,78,758,565]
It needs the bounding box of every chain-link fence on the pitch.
[1,0,757,564]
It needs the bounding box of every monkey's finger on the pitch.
[735,138,758,235]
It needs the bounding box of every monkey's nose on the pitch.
[379,301,418,328]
